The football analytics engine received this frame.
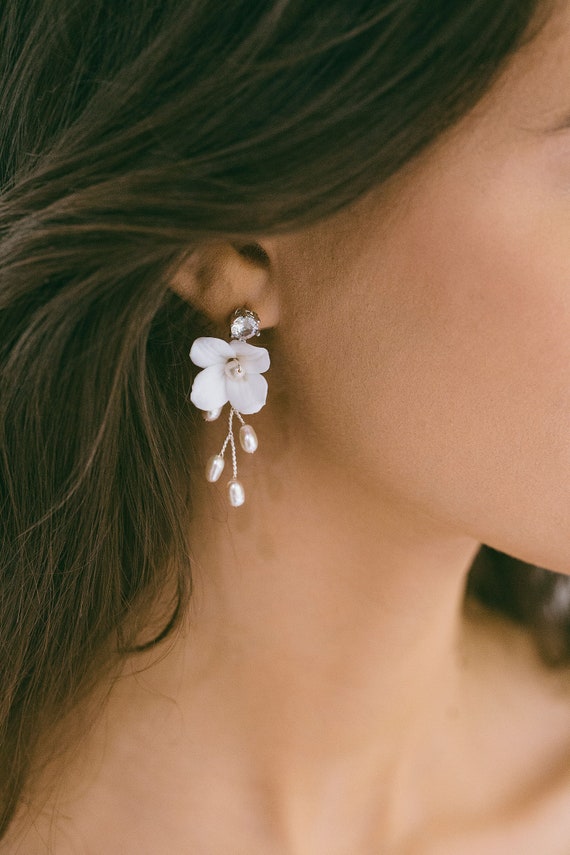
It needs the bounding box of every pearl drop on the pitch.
[206,454,225,482]
[227,478,245,507]
[203,408,222,422]
[239,424,258,454]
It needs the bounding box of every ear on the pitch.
[169,241,279,332]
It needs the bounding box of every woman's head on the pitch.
[0,0,562,835]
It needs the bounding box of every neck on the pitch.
[24,420,486,854]
[156,428,481,849]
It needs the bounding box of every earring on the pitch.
[189,308,270,507]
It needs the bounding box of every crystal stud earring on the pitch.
[189,307,270,507]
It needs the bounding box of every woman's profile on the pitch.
[2,1,570,852]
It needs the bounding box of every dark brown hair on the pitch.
[0,0,566,836]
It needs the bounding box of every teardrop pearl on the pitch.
[227,478,245,507]
[206,454,225,482]
[239,424,258,454]
[203,407,222,422]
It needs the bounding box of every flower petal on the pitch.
[227,373,268,415]
[190,364,229,411]
[190,337,234,368]
[229,341,270,374]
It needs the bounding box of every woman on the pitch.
[2,0,570,851]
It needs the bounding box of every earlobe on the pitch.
[169,241,279,331]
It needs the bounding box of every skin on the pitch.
[7,2,570,853]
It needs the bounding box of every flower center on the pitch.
[225,358,244,380]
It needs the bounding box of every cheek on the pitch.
[279,168,570,574]
[364,174,570,571]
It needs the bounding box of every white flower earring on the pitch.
[189,308,270,507]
